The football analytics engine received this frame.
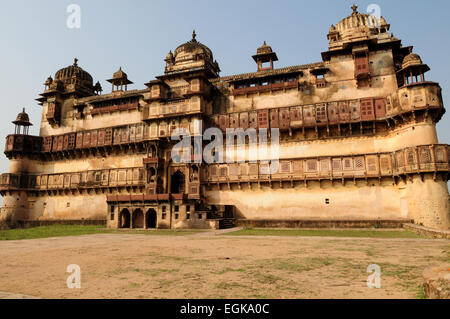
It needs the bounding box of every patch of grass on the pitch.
[213,267,245,275]
[130,267,180,277]
[0,225,201,240]
[226,228,425,239]
[252,272,282,284]
[0,225,111,240]
[215,281,244,290]
[365,248,380,257]
[254,257,337,274]
[416,286,426,299]
[377,262,421,282]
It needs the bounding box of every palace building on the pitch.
[1,6,449,230]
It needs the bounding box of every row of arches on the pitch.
[119,208,157,229]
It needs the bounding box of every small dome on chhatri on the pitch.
[174,30,214,62]
[166,50,174,60]
[256,41,274,55]
[44,76,53,86]
[113,67,127,79]
[402,53,423,69]
[94,81,103,93]
[13,108,32,126]
[54,58,93,87]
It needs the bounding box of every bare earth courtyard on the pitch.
[0,229,448,299]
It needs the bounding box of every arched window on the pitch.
[170,170,185,194]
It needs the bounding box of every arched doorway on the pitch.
[146,209,157,229]
[132,209,144,229]
[170,170,185,194]
[119,208,131,228]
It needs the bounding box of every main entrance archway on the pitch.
[146,209,157,229]
[119,208,131,228]
[132,209,144,229]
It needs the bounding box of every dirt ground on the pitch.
[0,230,448,299]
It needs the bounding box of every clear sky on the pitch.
[0,0,449,176]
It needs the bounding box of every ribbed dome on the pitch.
[402,53,423,69]
[332,5,387,43]
[174,30,214,62]
[54,58,93,87]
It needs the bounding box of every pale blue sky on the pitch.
[0,0,449,177]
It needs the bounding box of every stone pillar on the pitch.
[143,209,147,230]
[130,208,134,229]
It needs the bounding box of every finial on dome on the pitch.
[73,57,78,66]
[192,29,197,42]
[351,4,358,14]
[263,40,267,46]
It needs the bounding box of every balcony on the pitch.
[4,135,43,155]
[106,193,187,203]
[91,101,139,116]
[386,82,443,117]
[145,97,204,120]
[233,80,298,96]
[0,174,38,192]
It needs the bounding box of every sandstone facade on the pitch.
[1,6,449,230]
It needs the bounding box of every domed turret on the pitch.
[252,41,278,71]
[397,51,430,87]
[12,108,32,135]
[402,53,423,69]
[165,30,220,77]
[107,67,133,92]
[93,81,103,95]
[173,30,214,63]
[54,58,93,88]
[165,50,174,64]
[327,5,394,51]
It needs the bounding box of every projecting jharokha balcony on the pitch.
[106,193,188,203]
[205,144,450,183]
[4,135,43,154]
[143,97,204,119]
[1,144,448,194]
[232,80,299,96]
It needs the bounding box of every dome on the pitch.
[257,41,274,55]
[54,58,93,87]
[112,67,128,80]
[12,108,32,126]
[328,5,391,50]
[173,30,214,63]
[334,5,382,37]
[402,53,423,69]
